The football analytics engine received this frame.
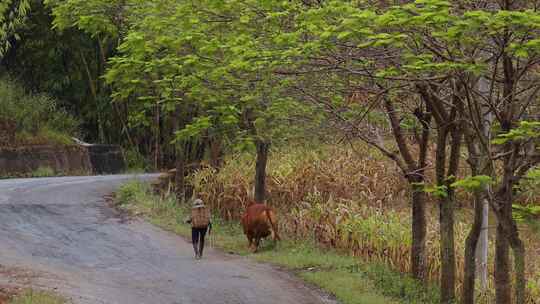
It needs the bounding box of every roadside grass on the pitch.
[30,167,56,178]
[1,167,57,179]
[9,290,66,304]
[116,180,439,304]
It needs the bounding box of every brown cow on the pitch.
[241,202,280,252]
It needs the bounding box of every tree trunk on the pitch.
[462,190,484,304]
[172,104,185,202]
[385,96,429,281]
[175,144,185,203]
[462,133,492,304]
[184,140,206,200]
[209,137,224,170]
[510,232,526,304]
[508,225,526,304]
[440,193,457,304]
[495,224,511,304]
[254,140,270,203]
[79,48,105,143]
[497,193,527,304]
[438,125,461,304]
[154,101,160,170]
[477,198,489,292]
[411,181,427,281]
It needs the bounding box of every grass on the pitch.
[116,180,439,304]
[30,167,56,178]
[9,290,67,304]
[0,78,79,147]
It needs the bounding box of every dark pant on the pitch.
[192,227,208,256]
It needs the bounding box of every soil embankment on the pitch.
[0,145,92,177]
[0,144,126,177]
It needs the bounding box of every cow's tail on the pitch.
[264,209,280,241]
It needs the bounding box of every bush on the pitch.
[0,78,79,146]
[123,148,149,172]
[31,166,56,178]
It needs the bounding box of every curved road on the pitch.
[0,175,335,304]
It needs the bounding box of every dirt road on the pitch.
[0,175,336,304]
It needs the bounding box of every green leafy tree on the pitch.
[0,0,30,57]
[290,1,540,303]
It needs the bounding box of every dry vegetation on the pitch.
[186,143,540,302]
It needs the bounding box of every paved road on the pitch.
[0,175,335,304]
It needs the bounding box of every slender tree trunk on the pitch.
[411,182,427,281]
[386,97,430,281]
[477,197,490,292]
[510,233,526,304]
[184,140,206,200]
[79,48,105,143]
[172,104,185,202]
[154,101,161,170]
[209,137,224,170]
[438,124,461,304]
[462,190,484,304]
[497,190,527,304]
[254,140,270,203]
[436,129,451,303]
[508,225,526,304]
[411,109,431,282]
[501,179,526,304]
[175,143,185,203]
[495,223,511,304]
[475,69,493,298]
[462,133,492,304]
[439,179,457,304]
[494,170,514,304]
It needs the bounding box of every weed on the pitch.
[123,148,148,172]
[30,166,55,178]
[0,78,79,146]
[9,290,67,304]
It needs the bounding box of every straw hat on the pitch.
[192,198,205,209]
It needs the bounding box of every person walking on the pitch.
[187,199,212,259]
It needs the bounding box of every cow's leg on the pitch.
[252,238,261,253]
[247,234,255,252]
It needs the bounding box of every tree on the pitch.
[291,1,540,303]
[105,0,317,203]
[0,0,30,57]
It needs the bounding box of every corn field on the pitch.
[186,144,540,302]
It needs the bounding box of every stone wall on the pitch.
[0,144,126,177]
[0,145,92,177]
[87,144,126,174]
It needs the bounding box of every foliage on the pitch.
[0,78,79,146]
[31,166,56,178]
[493,121,540,145]
[413,183,449,198]
[0,0,30,57]
[45,0,126,39]
[451,175,494,192]
[123,148,148,172]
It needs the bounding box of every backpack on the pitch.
[191,206,210,228]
